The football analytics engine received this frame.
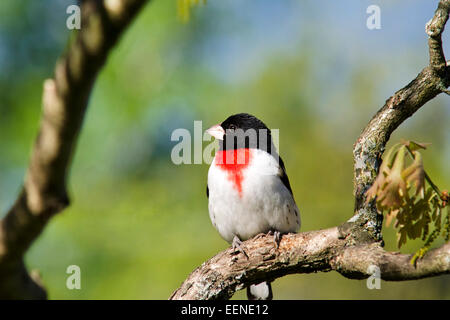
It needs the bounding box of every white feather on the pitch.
[208,148,301,243]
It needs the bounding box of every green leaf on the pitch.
[401,140,431,151]
[397,228,407,248]
[377,146,408,209]
[366,140,446,256]
[402,151,425,197]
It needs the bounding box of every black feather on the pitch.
[278,156,293,196]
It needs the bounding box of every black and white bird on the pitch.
[205,113,301,300]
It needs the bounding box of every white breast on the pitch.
[207,148,301,243]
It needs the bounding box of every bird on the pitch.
[205,113,301,300]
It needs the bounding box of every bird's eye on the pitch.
[229,124,236,131]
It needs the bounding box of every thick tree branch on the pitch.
[427,0,450,71]
[333,241,450,281]
[352,0,450,241]
[351,66,447,240]
[170,229,343,300]
[171,0,450,300]
[0,0,148,299]
[170,231,450,300]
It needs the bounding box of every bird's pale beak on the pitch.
[206,124,225,140]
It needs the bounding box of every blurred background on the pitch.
[0,0,449,299]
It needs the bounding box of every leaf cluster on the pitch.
[366,141,449,264]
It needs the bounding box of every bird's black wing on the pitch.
[206,184,209,198]
[278,156,293,196]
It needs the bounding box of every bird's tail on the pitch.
[247,281,273,300]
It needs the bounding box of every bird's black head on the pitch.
[221,113,270,133]
[206,113,274,152]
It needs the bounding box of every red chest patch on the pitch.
[215,148,252,196]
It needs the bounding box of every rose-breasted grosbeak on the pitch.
[206,113,301,300]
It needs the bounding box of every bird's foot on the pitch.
[232,235,249,259]
[268,230,281,249]
[253,232,267,240]
[254,231,281,249]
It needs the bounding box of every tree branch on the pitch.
[0,0,148,299]
[170,228,343,300]
[170,0,450,300]
[352,0,450,240]
[426,0,450,71]
[333,241,450,281]
[170,230,450,300]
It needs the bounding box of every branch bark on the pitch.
[0,0,148,299]
[170,231,450,300]
[170,0,450,300]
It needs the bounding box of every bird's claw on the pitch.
[253,233,266,240]
[232,235,249,259]
[253,231,281,249]
[267,230,281,249]
[273,230,281,249]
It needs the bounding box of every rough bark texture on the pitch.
[170,230,450,300]
[170,0,450,300]
[0,0,148,299]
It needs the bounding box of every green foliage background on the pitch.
[0,0,449,299]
